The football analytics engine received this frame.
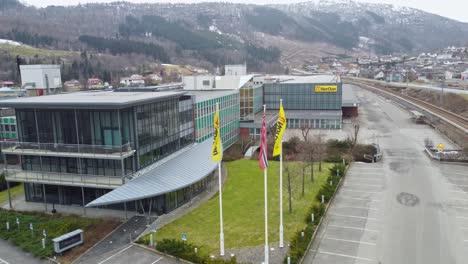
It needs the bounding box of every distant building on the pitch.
[374,71,385,80]
[224,64,247,76]
[120,74,145,87]
[146,73,162,85]
[64,79,82,92]
[461,70,468,82]
[20,64,62,96]
[87,78,104,89]
[1,81,14,87]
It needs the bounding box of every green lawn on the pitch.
[0,183,24,205]
[147,160,331,254]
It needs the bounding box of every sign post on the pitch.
[6,222,9,231]
[181,233,187,242]
[16,218,19,229]
[29,223,33,237]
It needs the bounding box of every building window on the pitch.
[202,80,210,86]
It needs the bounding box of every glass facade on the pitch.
[0,116,17,140]
[194,92,240,149]
[136,97,194,167]
[264,83,342,110]
[286,118,342,129]
[240,84,263,121]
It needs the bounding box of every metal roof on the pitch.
[0,90,186,109]
[86,139,217,207]
[280,75,341,84]
[187,90,238,102]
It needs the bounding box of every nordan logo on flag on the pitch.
[273,101,286,157]
[211,106,222,162]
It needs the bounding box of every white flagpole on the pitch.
[218,162,225,256]
[217,103,225,257]
[279,99,284,248]
[263,105,269,264]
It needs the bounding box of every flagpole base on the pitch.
[279,224,284,248]
[220,232,225,256]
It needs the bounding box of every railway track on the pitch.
[346,80,468,134]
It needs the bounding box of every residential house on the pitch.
[120,74,145,87]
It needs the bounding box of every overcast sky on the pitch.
[21,0,468,23]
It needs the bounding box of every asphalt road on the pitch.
[304,85,468,264]
[0,239,47,264]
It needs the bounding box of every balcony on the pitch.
[1,141,135,160]
[4,169,125,188]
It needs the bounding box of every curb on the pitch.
[299,164,350,264]
[132,242,195,264]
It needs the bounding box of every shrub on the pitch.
[155,238,238,264]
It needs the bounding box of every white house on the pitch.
[225,64,247,76]
[461,70,468,82]
[120,74,145,87]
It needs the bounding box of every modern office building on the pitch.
[20,65,62,96]
[263,75,343,129]
[0,90,218,214]
[188,90,240,149]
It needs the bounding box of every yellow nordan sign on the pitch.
[315,85,338,93]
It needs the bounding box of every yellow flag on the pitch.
[273,101,287,157]
[211,106,222,162]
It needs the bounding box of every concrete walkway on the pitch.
[2,193,136,220]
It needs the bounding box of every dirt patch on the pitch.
[57,218,122,264]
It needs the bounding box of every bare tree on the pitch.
[315,131,326,172]
[298,124,317,185]
[283,154,295,214]
[348,118,360,159]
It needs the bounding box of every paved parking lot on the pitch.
[304,85,468,264]
[307,162,385,264]
[93,244,175,264]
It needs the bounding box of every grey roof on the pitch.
[279,75,341,84]
[0,90,186,109]
[342,84,359,107]
[187,89,238,103]
[86,139,217,207]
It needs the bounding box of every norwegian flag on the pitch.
[259,110,269,170]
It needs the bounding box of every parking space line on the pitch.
[327,225,380,233]
[336,195,381,202]
[329,213,380,221]
[0,258,10,264]
[98,245,133,264]
[444,172,468,176]
[333,205,380,211]
[340,188,380,194]
[449,190,466,194]
[310,250,376,262]
[457,216,468,220]
[450,198,468,202]
[448,183,468,187]
[319,236,377,246]
[343,183,383,187]
[151,257,164,264]
[451,206,468,210]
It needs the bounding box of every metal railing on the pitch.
[4,169,126,188]
[1,141,134,159]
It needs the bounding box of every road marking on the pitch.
[151,257,164,264]
[319,236,377,246]
[310,250,376,262]
[449,190,466,194]
[346,177,383,181]
[333,205,380,211]
[336,195,381,202]
[344,183,383,187]
[340,188,380,194]
[327,225,380,233]
[457,216,468,220]
[0,258,10,264]
[451,206,468,210]
[450,198,468,202]
[98,245,133,264]
[329,213,380,221]
[448,183,468,187]
[444,172,468,176]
